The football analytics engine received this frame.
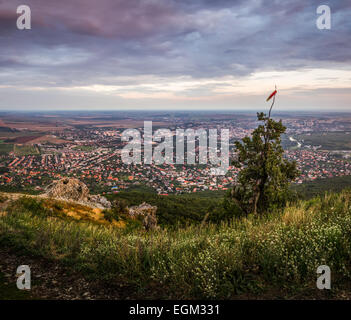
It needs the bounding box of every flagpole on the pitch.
[268,85,277,120]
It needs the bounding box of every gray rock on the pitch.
[128,202,158,231]
[44,177,111,209]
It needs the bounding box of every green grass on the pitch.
[1,192,351,299]
[13,145,40,156]
[0,144,13,155]
[73,145,96,152]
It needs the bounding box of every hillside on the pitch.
[0,190,351,299]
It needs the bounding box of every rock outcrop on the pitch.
[128,202,158,231]
[45,178,89,202]
[44,178,111,209]
[87,194,112,209]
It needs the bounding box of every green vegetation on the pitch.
[14,144,40,156]
[0,143,13,155]
[293,176,351,199]
[1,192,351,299]
[107,191,229,227]
[73,145,96,152]
[298,131,351,150]
[0,130,41,139]
[103,199,129,222]
[0,185,41,195]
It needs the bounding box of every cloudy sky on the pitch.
[0,0,350,111]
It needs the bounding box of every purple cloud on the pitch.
[0,0,350,109]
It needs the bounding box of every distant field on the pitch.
[27,135,68,145]
[73,145,96,151]
[297,131,351,150]
[0,121,69,132]
[67,119,168,128]
[14,144,40,156]
[0,144,13,155]
[0,131,41,139]
[11,136,41,144]
[0,117,169,130]
[0,133,67,145]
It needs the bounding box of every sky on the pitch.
[0,0,350,111]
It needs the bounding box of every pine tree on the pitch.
[230,90,299,215]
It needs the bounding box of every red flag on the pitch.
[266,89,277,102]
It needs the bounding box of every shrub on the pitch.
[103,199,129,222]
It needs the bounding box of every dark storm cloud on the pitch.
[0,0,350,88]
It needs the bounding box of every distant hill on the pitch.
[0,126,18,133]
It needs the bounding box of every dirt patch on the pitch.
[11,136,41,144]
[0,247,139,300]
[27,135,68,145]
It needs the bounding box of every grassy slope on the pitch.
[0,191,351,299]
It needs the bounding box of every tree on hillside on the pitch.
[229,88,299,215]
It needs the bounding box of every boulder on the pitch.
[87,194,112,209]
[45,178,89,201]
[44,178,111,209]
